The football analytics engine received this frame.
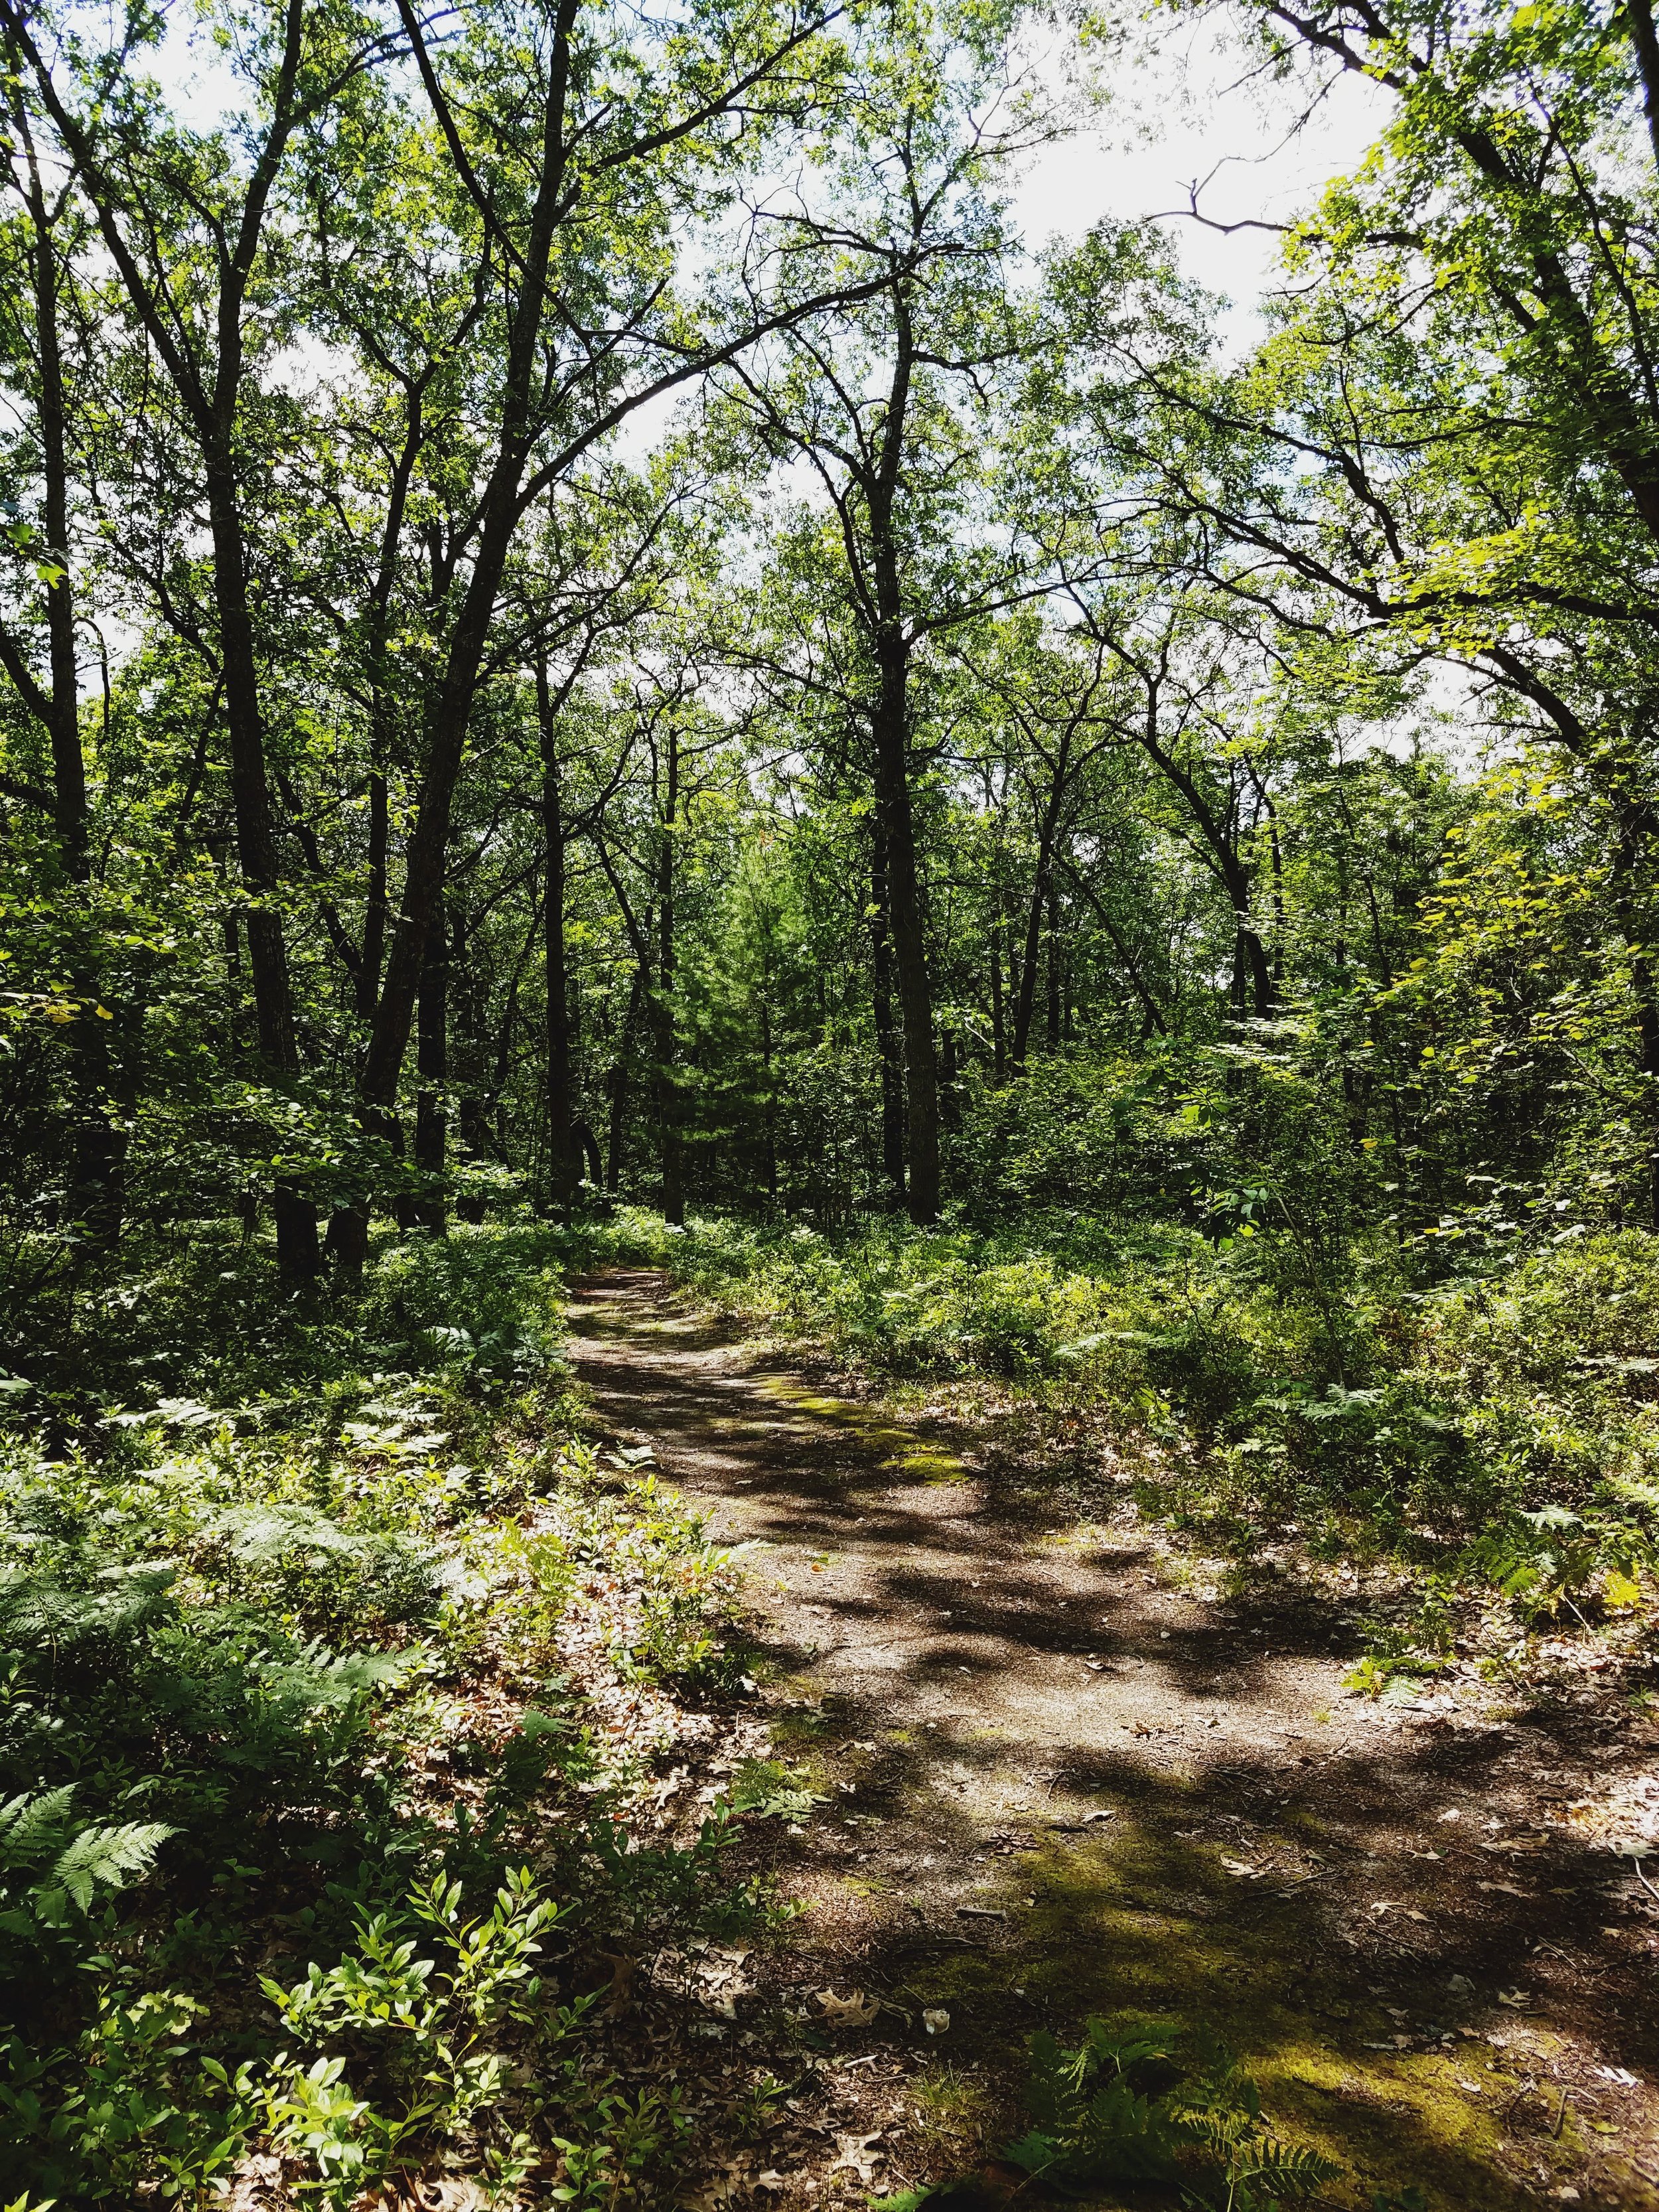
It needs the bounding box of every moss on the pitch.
[753,1377,969,1484]
[964,1822,1551,2210]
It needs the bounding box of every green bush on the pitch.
[628,1209,1659,1611]
[0,1222,753,2204]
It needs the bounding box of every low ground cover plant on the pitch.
[593,1207,1659,1633]
[0,1223,753,2205]
[1006,2016,1340,2209]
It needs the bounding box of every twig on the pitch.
[1550,2085,1570,2138]
[1630,1853,1659,1905]
[1275,1868,1333,1897]
[1500,2075,1537,2122]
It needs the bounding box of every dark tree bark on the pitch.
[607,961,646,1194]
[870,830,906,1205]
[1045,883,1062,1051]
[360,0,847,1144]
[1136,696,1273,1019]
[537,657,582,1209]
[413,910,448,1232]
[1064,865,1169,1039]
[10,0,323,1275]
[654,721,684,1226]
[989,916,1007,1082]
[0,83,123,1242]
[1009,755,1073,1070]
[865,294,938,1224]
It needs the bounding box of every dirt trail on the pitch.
[567,1270,1659,2212]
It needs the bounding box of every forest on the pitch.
[3,0,1659,2201]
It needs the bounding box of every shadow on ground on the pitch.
[567,1269,1659,2212]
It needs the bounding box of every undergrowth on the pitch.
[0,1222,755,2206]
[1007,2016,1339,2210]
[579,1207,1659,1634]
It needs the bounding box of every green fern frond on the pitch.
[1008,2016,1344,2205]
[0,1787,77,1868]
[46,1818,175,1911]
[1230,2138,1344,2194]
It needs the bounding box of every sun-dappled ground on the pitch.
[567,1268,1659,2212]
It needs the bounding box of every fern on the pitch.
[0,1788,173,1932]
[0,1562,174,1653]
[1007,2018,1341,2209]
[0,1787,77,1868]
[208,1503,368,1565]
[45,1820,175,1913]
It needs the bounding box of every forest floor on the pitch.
[565,1267,1659,2212]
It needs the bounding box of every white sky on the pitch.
[152,4,1391,338]
[1014,15,1392,342]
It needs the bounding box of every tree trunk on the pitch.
[1045,883,1062,1050]
[1011,863,1047,1070]
[539,660,581,1209]
[360,761,389,1020]
[13,0,323,1278]
[607,961,646,1194]
[361,0,579,1131]
[870,831,905,1205]
[939,1025,961,1130]
[0,94,124,1244]
[866,293,938,1225]
[989,916,1007,1082]
[1135,718,1273,1021]
[654,726,684,1225]
[413,909,447,1231]
[1612,826,1659,1229]
[203,459,318,1278]
[40,212,119,1238]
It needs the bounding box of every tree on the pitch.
[715,0,1066,1219]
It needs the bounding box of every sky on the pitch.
[1014,14,1394,342]
[149,1,1392,340]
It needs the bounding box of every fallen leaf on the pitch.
[829,2132,886,2185]
[818,1989,881,2028]
[1479,1882,1534,1899]
[599,1951,636,2018]
[1220,1856,1261,1878]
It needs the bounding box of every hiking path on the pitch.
[566,1268,1659,2212]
